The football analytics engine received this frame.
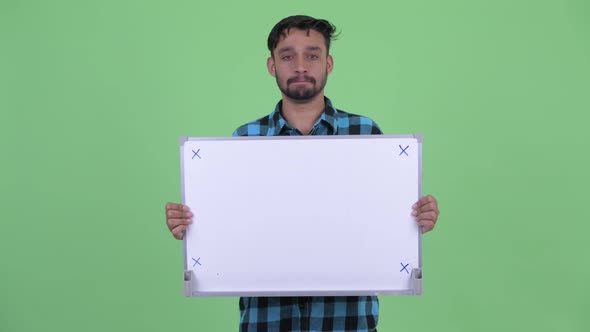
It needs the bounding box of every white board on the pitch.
[180,135,423,297]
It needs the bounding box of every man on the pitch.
[166,15,440,332]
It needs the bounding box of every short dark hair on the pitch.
[267,15,338,56]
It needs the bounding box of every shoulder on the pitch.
[334,109,383,135]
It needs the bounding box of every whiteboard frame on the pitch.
[179,134,423,297]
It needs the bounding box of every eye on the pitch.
[308,54,319,60]
[281,55,293,61]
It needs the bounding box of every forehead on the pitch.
[275,28,326,54]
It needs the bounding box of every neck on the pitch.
[281,93,326,135]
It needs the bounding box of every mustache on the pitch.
[287,75,316,84]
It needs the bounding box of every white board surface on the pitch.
[180,135,422,297]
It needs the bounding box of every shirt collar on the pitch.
[269,97,339,135]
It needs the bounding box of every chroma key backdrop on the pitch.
[1,1,589,331]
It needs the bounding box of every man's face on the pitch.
[268,28,333,102]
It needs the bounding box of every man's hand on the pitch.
[165,202,193,240]
[412,195,439,233]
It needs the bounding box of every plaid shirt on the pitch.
[232,97,382,332]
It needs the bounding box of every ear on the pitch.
[327,55,334,75]
[267,57,276,77]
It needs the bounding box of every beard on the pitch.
[276,71,328,102]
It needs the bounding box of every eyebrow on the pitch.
[277,46,324,54]
[305,46,323,52]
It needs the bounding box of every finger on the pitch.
[421,224,435,234]
[416,211,438,223]
[416,202,439,215]
[166,202,191,212]
[417,218,435,227]
[167,209,193,219]
[167,217,193,229]
[415,195,436,209]
[418,220,435,233]
[171,225,187,240]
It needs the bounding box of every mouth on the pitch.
[288,76,315,85]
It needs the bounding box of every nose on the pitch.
[295,56,307,73]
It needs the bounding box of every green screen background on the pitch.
[1,0,589,331]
